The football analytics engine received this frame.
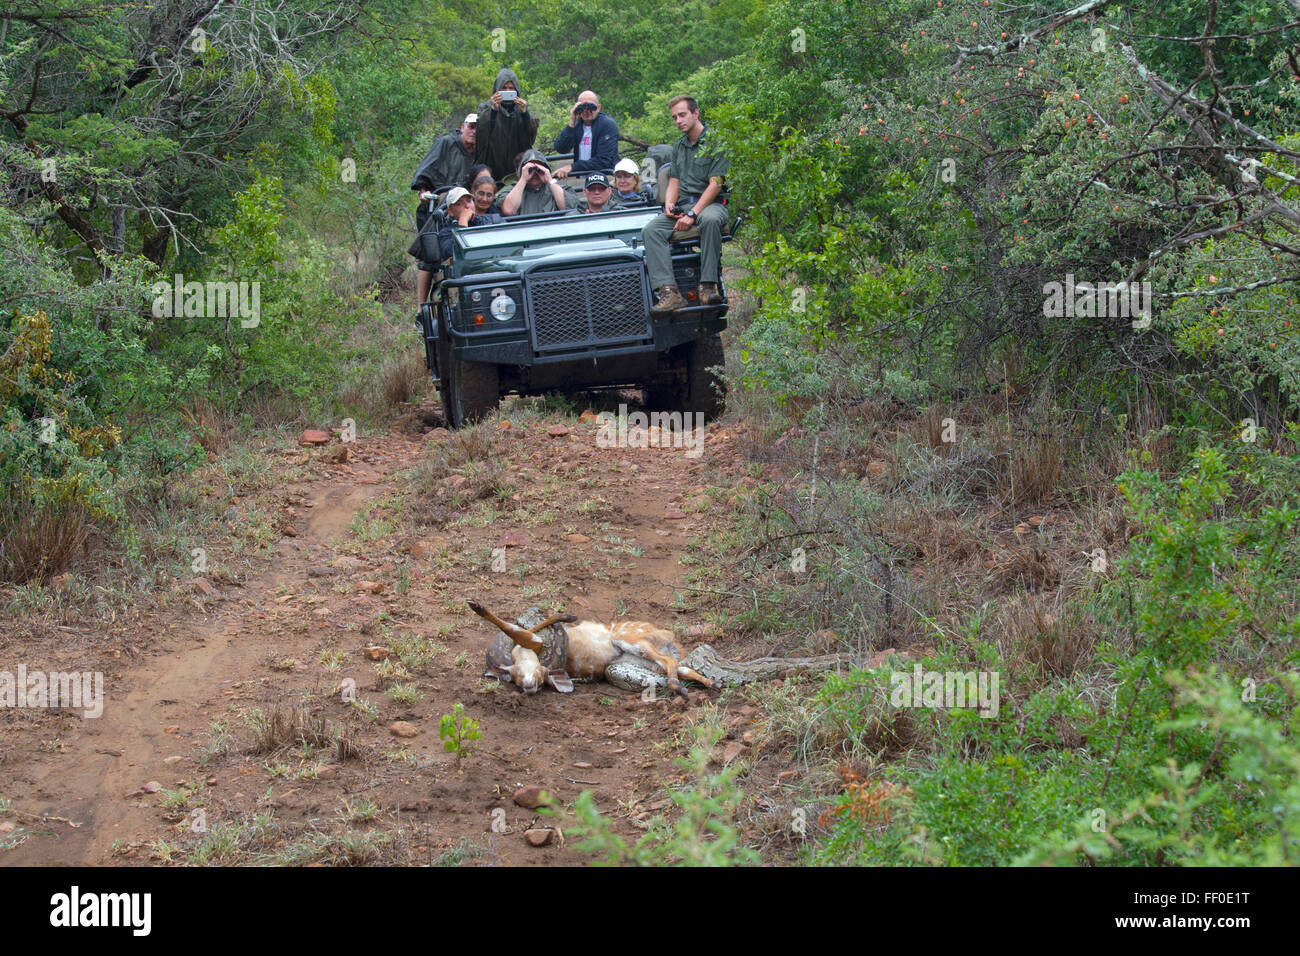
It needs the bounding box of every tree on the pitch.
[0,0,360,267]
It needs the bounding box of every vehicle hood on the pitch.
[457,238,641,277]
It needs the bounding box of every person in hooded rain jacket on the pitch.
[474,68,539,183]
[410,113,478,232]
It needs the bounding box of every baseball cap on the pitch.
[445,186,470,207]
[584,172,610,188]
[614,158,639,176]
[518,148,550,173]
[464,113,478,125]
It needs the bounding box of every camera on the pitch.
[500,89,518,102]
[671,203,687,216]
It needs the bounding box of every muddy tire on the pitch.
[648,332,725,421]
[438,336,499,428]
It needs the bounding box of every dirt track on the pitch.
[0,399,751,865]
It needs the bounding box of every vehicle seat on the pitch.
[668,210,732,243]
[655,161,672,207]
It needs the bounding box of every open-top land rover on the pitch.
[415,205,729,428]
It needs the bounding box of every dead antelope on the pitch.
[470,601,716,700]
[477,603,576,695]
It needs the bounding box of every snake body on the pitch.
[604,644,854,691]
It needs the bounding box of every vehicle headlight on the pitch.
[490,292,517,321]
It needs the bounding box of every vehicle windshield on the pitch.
[453,207,658,258]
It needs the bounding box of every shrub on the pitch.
[566,720,760,866]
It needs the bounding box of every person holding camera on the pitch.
[475,68,539,182]
[644,96,729,313]
[552,91,619,180]
[501,149,567,216]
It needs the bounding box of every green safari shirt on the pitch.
[670,124,728,204]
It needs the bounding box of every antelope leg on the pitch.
[528,611,579,634]
[467,601,543,651]
[675,664,717,690]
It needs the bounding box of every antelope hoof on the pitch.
[673,682,689,702]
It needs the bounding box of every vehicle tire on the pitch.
[438,337,500,428]
[687,332,727,421]
[647,332,726,421]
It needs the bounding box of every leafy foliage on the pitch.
[438,702,482,766]
[710,0,1300,421]
[810,444,1300,866]
[567,720,760,865]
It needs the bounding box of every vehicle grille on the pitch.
[528,264,651,353]
[672,260,699,292]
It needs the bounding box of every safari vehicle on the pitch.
[415,205,731,428]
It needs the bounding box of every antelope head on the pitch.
[475,601,575,694]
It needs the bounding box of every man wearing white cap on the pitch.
[410,114,478,306]
[411,114,478,228]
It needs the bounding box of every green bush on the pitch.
[810,442,1300,865]
[567,720,760,866]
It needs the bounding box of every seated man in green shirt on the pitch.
[643,95,729,313]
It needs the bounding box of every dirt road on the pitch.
[0,398,749,865]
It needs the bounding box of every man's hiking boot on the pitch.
[698,282,722,305]
[651,285,687,314]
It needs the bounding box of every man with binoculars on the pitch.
[501,149,568,216]
[552,90,620,180]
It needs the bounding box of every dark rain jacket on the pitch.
[410,130,475,230]
[552,112,620,174]
[475,68,540,182]
[410,131,475,194]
